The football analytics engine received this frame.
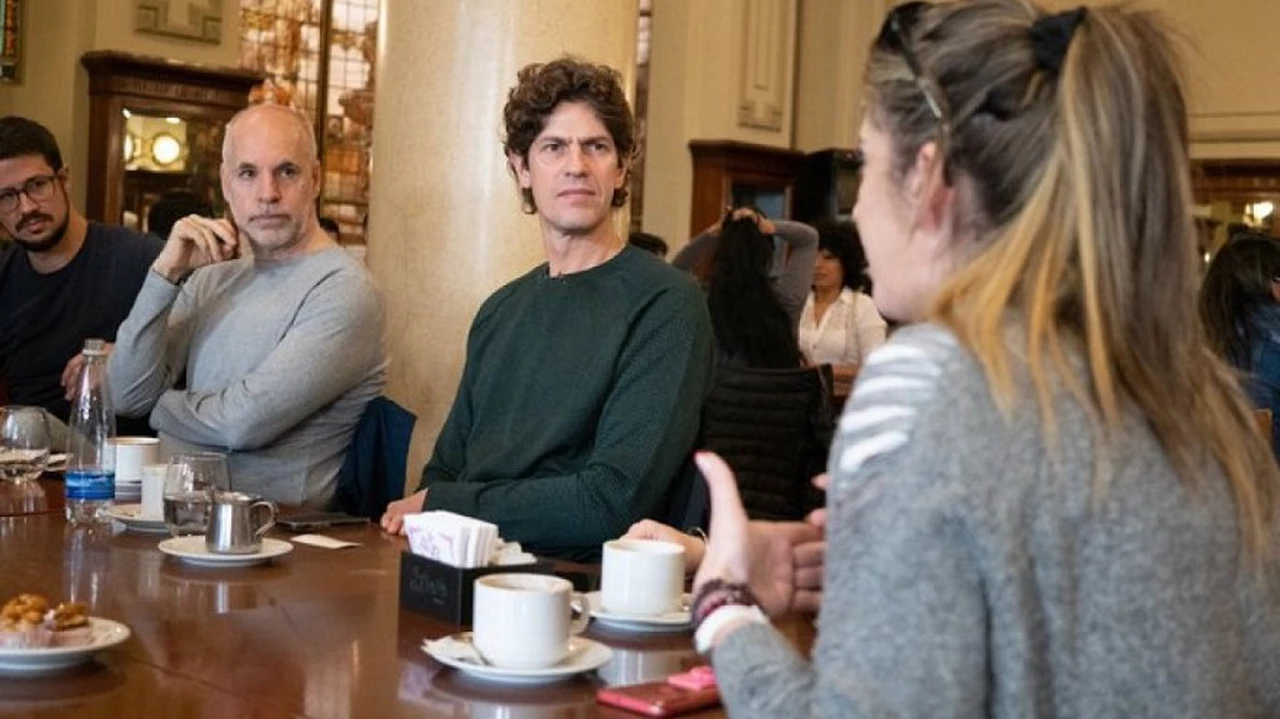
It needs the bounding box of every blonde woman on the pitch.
[689,1,1280,716]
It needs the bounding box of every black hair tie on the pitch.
[1029,7,1088,75]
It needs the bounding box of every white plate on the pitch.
[585,591,692,633]
[102,504,168,534]
[0,618,131,675]
[158,536,293,568]
[423,632,612,685]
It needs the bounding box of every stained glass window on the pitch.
[1,0,20,82]
[239,0,376,244]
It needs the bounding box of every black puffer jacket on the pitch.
[700,364,833,520]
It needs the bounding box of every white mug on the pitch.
[140,463,167,520]
[472,574,588,669]
[600,539,685,617]
[112,436,160,482]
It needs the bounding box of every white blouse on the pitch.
[798,288,887,367]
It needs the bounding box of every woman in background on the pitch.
[675,208,818,331]
[798,222,887,397]
[1200,232,1280,458]
[703,209,815,368]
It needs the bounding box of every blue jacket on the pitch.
[1244,304,1280,458]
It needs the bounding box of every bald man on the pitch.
[109,104,387,507]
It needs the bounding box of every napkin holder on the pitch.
[399,551,554,626]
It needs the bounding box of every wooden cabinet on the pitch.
[688,140,804,235]
[80,51,262,226]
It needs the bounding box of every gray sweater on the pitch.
[109,248,387,506]
[713,324,1280,718]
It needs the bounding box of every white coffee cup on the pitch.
[600,539,685,617]
[113,436,160,482]
[140,463,168,520]
[472,574,588,669]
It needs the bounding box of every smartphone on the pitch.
[277,512,370,532]
[596,681,720,717]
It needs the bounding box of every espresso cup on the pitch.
[112,436,160,482]
[600,539,685,616]
[472,574,588,669]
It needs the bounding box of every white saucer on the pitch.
[102,504,168,534]
[158,536,293,568]
[585,591,692,633]
[0,618,131,675]
[423,632,612,685]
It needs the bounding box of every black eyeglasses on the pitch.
[876,2,951,133]
[0,174,59,215]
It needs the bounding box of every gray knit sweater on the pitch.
[109,248,387,506]
[713,323,1280,718]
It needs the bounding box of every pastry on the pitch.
[0,594,93,648]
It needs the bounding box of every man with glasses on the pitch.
[0,116,162,434]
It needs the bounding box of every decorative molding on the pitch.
[135,0,222,45]
[1192,159,1280,204]
[737,0,792,132]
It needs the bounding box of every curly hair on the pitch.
[812,220,871,294]
[502,56,634,213]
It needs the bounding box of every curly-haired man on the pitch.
[381,57,713,561]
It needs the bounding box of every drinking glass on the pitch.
[162,452,229,537]
[0,406,51,484]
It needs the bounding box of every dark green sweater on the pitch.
[418,247,713,560]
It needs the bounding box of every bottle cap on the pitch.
[83,338,107,356]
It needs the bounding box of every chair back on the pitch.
[699,364,833,520]
[330,396,416,520]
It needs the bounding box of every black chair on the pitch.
[655,457,711,534]
[699,364,833,520]
[330,396,416,520]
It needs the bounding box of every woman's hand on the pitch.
[380,489,428,534]
[623,519,706,571]
[791,473,829,614]
[693,452,823,618]
[727,206,775,235]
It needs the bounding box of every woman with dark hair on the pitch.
[1200,232,1280,456]
[798,222,886,395]
[705,210,806,368]
[676,208,818,335]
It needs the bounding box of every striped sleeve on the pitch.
[830,326,957,487]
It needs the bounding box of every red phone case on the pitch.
[596,681,721,717]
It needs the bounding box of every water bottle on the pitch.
[66,338,116,527]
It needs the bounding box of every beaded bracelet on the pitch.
[690,578,759,629]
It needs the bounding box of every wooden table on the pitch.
[0,474,61,517]
[0,480,815,717]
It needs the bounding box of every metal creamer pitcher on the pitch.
[206,491,277,554]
